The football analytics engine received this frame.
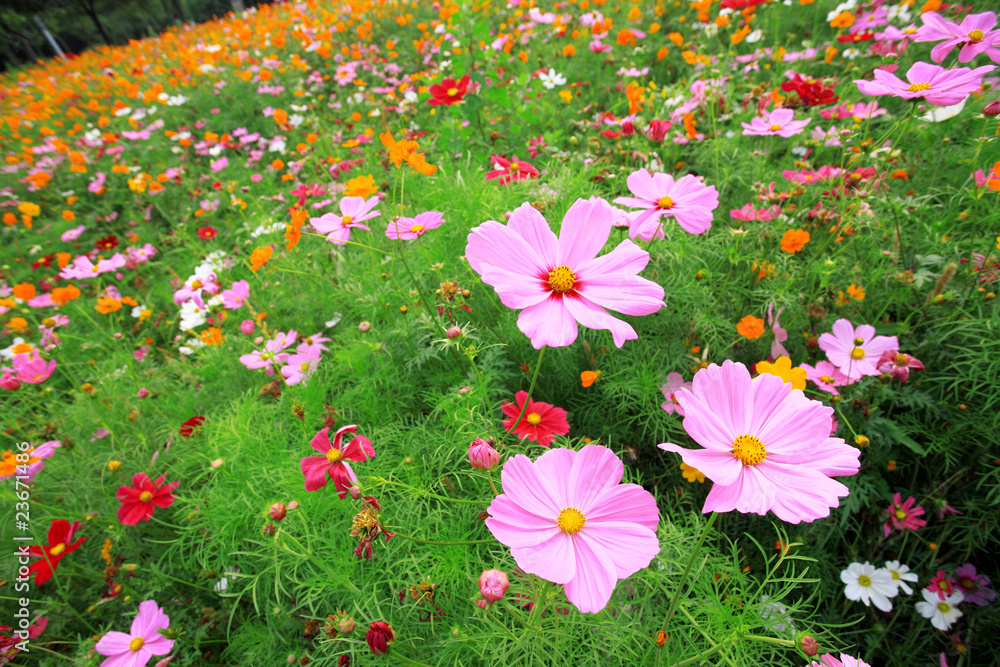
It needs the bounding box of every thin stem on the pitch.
[388,531,495,546]
[371,477,488,504]
[500,346,546,447]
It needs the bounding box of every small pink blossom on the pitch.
[741,108,811,137]
[876,350,924,382]
[95,599,175,667]
[614,168,720,238]
[220,280,250,310]
[210,157,228,173]
[818,319,899,382]
[61,225,86,242]
[883,492,927,537]
[385,211,444,240]
[659,372,692,416]
[310,196,380,245]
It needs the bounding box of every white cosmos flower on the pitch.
[539,69,566,89]
[916,588,964,631]
[841,562,896,612]
[884,561,919,595]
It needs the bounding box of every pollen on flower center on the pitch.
[769,124,782,132]
[526,412,542,425]
[907,82,931,92]
[326,448,343,463]
[894,353,908,365]
[850,347,866,360]
[129,637,145,652]
[49,542,66,556]
[968,29,984,42]
[342,215,354,226]
[510,162,519,171]
[300,362,310,371]
[732,434,766,466]
[937,602,951,613]
[410,224,424,233]
[820,375,835,384]
[895,509,908,519]
[891,570,900,580]
[557,507,586,534]
[657,195,674,209]
[447,87,458,96]
[139,491,153,502]
[191,280,203,289]
[858,575,872,587]
[547,265,577,293]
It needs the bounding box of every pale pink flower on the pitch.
[61,225,86,242]
[465,198,664,349]
[239,330,297,376]
[613,168,720,238]
[59,253,127,280]
[658,361,860,524]
[730,203,780,222]
[818,319,899,382]
[88,172,106,194]
[660,372,691,416]
[173,268,220,309]
[741,108,811,137]
[210,157,228,173]
[766,303,789,359]
[280,350,321,386]
[854,61,996,107]
[219,280,250,310]
[310,196,380,245]
[95,599,175,667]
[800,361,850,395]
[485,445,660,613]
[915,11,1000,64]
[385,211,444,240]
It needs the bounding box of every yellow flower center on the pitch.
[129,637,145,652]
[937,602,951,613]
[895,509,907,519]
[342,215,354,225]
[657,195,674,209]
[49,542,66,556]
[526,412,542,425]
[891,570,900,580]
[904,28,917,34]
[820,375,835,384]
[732,434,766,466]
[850,347,866,360]
[326,448,343,463]
[894,353,908,365]
[91,266,100,272]
[139,491,153,502]
[447,87,459,96]
[300,362,310,371]
[769,124,782,132]
[907,82,931,92]
[858,575,872,587]
[410,224,424,233]
[191,280,203,289]
[509,162,519,170]
[557,507,586,534]
[547,265,577,293]
[968,29,984,42]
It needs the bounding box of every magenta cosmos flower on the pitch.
[95,599,175,667]
[876,349,924,382]
[818,319,899,382]
[741,108,812,137]
[465,198,664,349]
[301,425,375,497]
[310,196,380,245]
[486,155,539,184]
[882,492,927,537]
[485,445,660,613]
[658,361,860,524]
[854,61,995,107]
[916,11,1000,64]
[613,168,720,239]
[501,391,570,447]
[385,211,444,240]
[952,563,996,606]
[811,655,871,667]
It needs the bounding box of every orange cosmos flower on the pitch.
[737,315,766,340]
[378,131,437,175]
[580,370,602,388]
[344,174,378,198]
[830,11,855,28]
[250,246,273,271]
[780,229,811,253]
[51,284,80,305]
[625,82,645,115]
[95,297,122,314]
[12,283,36,301]
[285,208,307,250]
[273,108,288,125]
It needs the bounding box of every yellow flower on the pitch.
[18,202,40,217]
[559,90,573,104]
[108,460,122,471]
[756,356,807,391]
[680,463,705,483]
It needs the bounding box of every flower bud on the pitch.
[262,523,276,536]
[478,568,510,603]
[241,319,255,335]
[0,373,21,391]
[108,460,121,471]
[349,486,362,500]
[983,100,1000,117]
[358,321,371,332]
[253,336,264,345]
[269,502,287,521]
[138,388,149,398]
[366,621,394,655]
[446,326,462,339]
[338,615,356,634]
[287,500,299,511]
[458,385,471,395]
[210,458,224,469]
[798,633,819,657]
[468,438,500,470]
[854,435,870,448]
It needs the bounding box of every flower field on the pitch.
[2,0,999,664]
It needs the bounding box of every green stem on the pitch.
[388,531,495,546]
[501,346,546,446]
[371,477,488,504]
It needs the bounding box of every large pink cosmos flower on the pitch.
[300,425,375,497]
[6,353,56,385]
[818,319,899,382]
[915,11,1000,64]
[741,108,812,137]
[613,168,719,238]
[465,198,664,349]
[485,445,660,613]
[310,196,380,245]
[854,61,996,106]
[95,599,175,667]
[657,361,860,524]
[385,211,444,240]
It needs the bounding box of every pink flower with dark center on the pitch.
[854,61,996,107]
[800,361,850,395]
[485,445,660,613]
[882,492,927,537]
[465,198,664,349]
[915,11,1000,64]
[385,211,444,240]
[486,155,539,184]
[952,563,996,606]
[95,599,175,667]
[660,372,692,416]
[818,319,899,382]
[614,168,720,239]
[310,196,380,245]
[876,350,925,382]
[300,425,375,497]
[741,108,812,137]
[658,360,860,524]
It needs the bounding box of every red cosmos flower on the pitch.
[428,75,471,106]
[0,616,47,660]
[501,391,570,447]
[179,415,206,437]
[300,425,375,497]
[197,226,217,239]
[838,32,877,42]
[117,473,180,525]
[26,520,86,585]
[720,0,767,9]
[485,155,540,185]
[290,182,326,207]
[366,621,394,655]
[94,235,119,252]
[780,73,840,106]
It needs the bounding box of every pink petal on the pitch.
[506,202,559,263]
[340,435,375,461]
[531,448,577,508]
[497,454,564,518]
[561,533,619,613]
[584,483,659,532]
[95,631,134,656]
[658,444,743,486]
[300,457,331,491]
[517,297,578,349]
[579,521,659,578]
[562,296,637,348]
[556,198,613,268]
[510,531,577,584]
[566,445,623,514]
[486,495,561,548]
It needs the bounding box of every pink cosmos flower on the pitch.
[854,61,996,107]
[800,361,850,395]
[385,211,444,240]
[818,319,899,382]
[882,492,927,537]
[465,198,664,349]
[95,599,175,667]
[19,440,60,483]
[527,135,547,158]
[173,268,220,309]
[301,425,375,497]
[295,332,330,356]
[916,11,1000,64]
[614,168,720,238]
[952,563,996,606]
[974,169,990,188]
[485,445,660,613]
[61,225,86,242]
[210,157,228,173]
[741,108,812,137]
[766,303,789,359]
[848,101,887,119]
[811,654,871,667]
[657,361,861,524]
[876,350,924,382]
[660,372,692,416]
[219,280,250,310]
[730,203,781,222]
[9,353,56,384]
[646,119,672,142]
[59,253,127,280]
[310,196,380,245]
[486,155,539,184]
[88,172,106,194]
[928,570,956,600]
[280,350,320,386]
[239,330,297,376]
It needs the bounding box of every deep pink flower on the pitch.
[117,473,180,525]
[741,108,812,137]
[818,319,899,382]
[501,391,570,447]
[916,11,1000,64]
[485,445,660,613]
[469,437,500,469]
[882,492,927,537]
[385,211,444,240]
[478,568,510,604]
[952,563,996,606]
[800,361,850,395]
[646,119,672,142]
[854,61,995,107]
[614,168,720,238]
[486,155,539,184]
[466,198,664,349]
[928,570,956,600]
[660,372,692,416]
[876,350,924,382]
[658,361,861,524]
[527,135,547,158]
[310,196,380,245]
[95,599,175,667]
[300,425,375,497]
[11,353,56,384]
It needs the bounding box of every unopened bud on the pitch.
[798,633,819,657]
[854,435,870,448]
[262,524,276,536]
[358,321,371,332]
[269,502,287,521]
[458,385,471,394]
[339,616,356,634]
[287,500,299,511]
[983,100,1000,117]
[446,326,462,339]
[349,486,362,500]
